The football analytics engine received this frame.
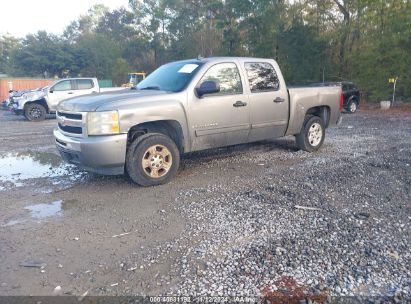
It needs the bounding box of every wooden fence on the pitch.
[0,79,55,101]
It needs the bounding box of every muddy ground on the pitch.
[0,107,410,300]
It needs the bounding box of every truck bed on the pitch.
[285,85,341,136]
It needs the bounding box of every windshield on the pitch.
[137,61,203,92]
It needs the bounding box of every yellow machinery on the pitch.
[122,72,146,87]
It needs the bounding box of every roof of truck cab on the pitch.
[171,57,274,64]
[201,56,273,61]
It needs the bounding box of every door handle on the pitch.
[273,97,285,103]
[67,92,74,95]
[233,100,247,107]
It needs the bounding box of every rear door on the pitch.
[244,62,289,141]
[72,79,96,97]
[190,62,250,150]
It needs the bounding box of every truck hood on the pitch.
[58,89,168,112]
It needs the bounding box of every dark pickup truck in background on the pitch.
[341,82,360,113]
[312,81,360,113]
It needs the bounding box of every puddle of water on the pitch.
[0,151,75,185]
[2,200,65,227]
[24,200,62,219]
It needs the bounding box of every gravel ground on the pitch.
[124,109,411,300]
[0,107,410,302]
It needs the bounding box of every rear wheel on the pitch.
[347,99,358,113]
[125,133,180,186]
[24,103,46,121]
[296,115,325,152]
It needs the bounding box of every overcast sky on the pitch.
[1,0,130,38]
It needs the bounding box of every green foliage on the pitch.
[74,33,120,78]
[112,58,130,86]
[1,0,410,101]
[0,34,20,75]
[10,31,74,78]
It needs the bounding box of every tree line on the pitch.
[0,0,410,102]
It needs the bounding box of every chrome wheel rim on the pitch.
[141,144,172,178]
[350,102,357,112]
[308,122,322,147]
[30,107,42,119]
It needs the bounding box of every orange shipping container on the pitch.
[0,79,55,101]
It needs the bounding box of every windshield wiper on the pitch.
[139,86,161,90]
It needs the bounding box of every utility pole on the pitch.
[322,67,325,83]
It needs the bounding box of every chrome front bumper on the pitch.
[53,128,127,175]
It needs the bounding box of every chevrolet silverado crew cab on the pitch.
[54,57,342,186]
[12,78,123,121]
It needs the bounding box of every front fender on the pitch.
[117,100,190,152]
[14,97,27,110]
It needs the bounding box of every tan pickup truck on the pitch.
[54,57,342,186]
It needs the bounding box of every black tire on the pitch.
[125,133,180,186]
[296,115,325,152]
[24,103,46,121]
[347,99,358,113]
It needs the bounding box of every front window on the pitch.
[198,62,243,95]
[53,80,72,91]
[137,61,203,92]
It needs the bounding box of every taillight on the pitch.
[339,93,344,112]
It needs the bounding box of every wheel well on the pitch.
[25,99,49,113]
[306,106,331,127]
[127,120,184,153]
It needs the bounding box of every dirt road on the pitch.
[0,107,410,300]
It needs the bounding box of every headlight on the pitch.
[24,92,43,101]
[14,97,24,105]
[87,111,120,135]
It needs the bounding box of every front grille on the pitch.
[58,124,82,134]
[57,111,84,136]
[57,111,82,120]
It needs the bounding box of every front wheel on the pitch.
[125,133,180,186]
[295,115,325,152]
[24,103,46,121]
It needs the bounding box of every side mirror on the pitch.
[49,88,54,93]
[196,80,220,98]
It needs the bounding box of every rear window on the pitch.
[76,79,94,90]
[245,62,280,92]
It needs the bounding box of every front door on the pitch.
[47,80,74,111]
[190,62,250,151]
[244,62,289,141]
